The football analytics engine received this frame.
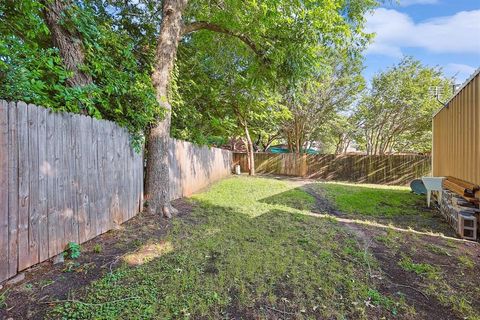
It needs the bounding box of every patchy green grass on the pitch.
[315,182,453,234]
[397,250,480,319]
[50,177,398,319]
[426,244,452,257]
[0,289,8,309]
[458,255,475,269]
[374,228,404,251]
[316,182,417,217]
[398,256,440,279]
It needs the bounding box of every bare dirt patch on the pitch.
[367,228,464,319]
[0,198,193,320]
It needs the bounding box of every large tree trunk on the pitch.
[42,0,93,89]
[145,0,188,218]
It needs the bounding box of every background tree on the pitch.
[355,57,452,155]
[41,0,92,91]
[172,30,289,175]
[310,113,358,154]
[144,0,378,216]
[281,53,365,153]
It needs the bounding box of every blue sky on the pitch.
[363,0,480,84]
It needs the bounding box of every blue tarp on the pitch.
[267,146,318,155]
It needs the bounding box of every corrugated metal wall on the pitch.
[432,71,480,185]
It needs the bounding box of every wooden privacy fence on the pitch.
[0,101,143,282]
[0,101,234,283]
[169,139,233,200]
[234,153,431,185]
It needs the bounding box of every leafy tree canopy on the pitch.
[1,0,379,149]
[354,56,452,154]
[0,0,160,143]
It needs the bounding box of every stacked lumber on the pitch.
[443,176,480,204]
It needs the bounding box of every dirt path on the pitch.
[292,179,476,320]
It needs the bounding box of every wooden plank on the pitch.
[106,121,114,230]
[119,126,127,220]
[73,114,83,242]
[7,101,19,278]
[446,176,479,192]
[0,101,9,281]
[37,106,49,261]
[56,113,67,252]
[96,120,107,234]
[85,117,98,239]
[77,115,89,242]
[62,113,75,245]
[47,110,57,258]
[55,112,66,254]
[88,117,97,235]
[53,111,63,256]
[69,114,79,244]
[444,180,479,204]
[95,121,105,234]
[103,121,111,230]
[138,147,143,213]
[111,124,120,226]
[27,103,40,267]
[125,131,132,219]
[123,129,129,220]
[17,101,30,271]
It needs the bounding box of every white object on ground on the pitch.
[422,176,445,207]
[235,164,241,175]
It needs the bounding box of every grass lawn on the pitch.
[2,176,478,319]
[314,181,454,235]
[49,177,398,319]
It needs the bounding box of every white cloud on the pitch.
[445,63,477,82]
[366,9,480,57]
[398,0,439,7]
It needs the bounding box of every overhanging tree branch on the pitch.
[181,21,266,60]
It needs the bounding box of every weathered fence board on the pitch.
[7,101,18,278]
[0,101,8,281]
[17,102,30,271]
[234,152,431,185]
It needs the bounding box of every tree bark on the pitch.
[145,0,188,218]
[42,0,93,90]
[243,124,255,176]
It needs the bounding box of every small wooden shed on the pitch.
[432,68,480,187]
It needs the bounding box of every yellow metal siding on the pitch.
[432,73,480,185]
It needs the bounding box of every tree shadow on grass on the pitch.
[45,198,477,320]
[44,203,390,319]
[257,188,316,211]
[1,179,474,320]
